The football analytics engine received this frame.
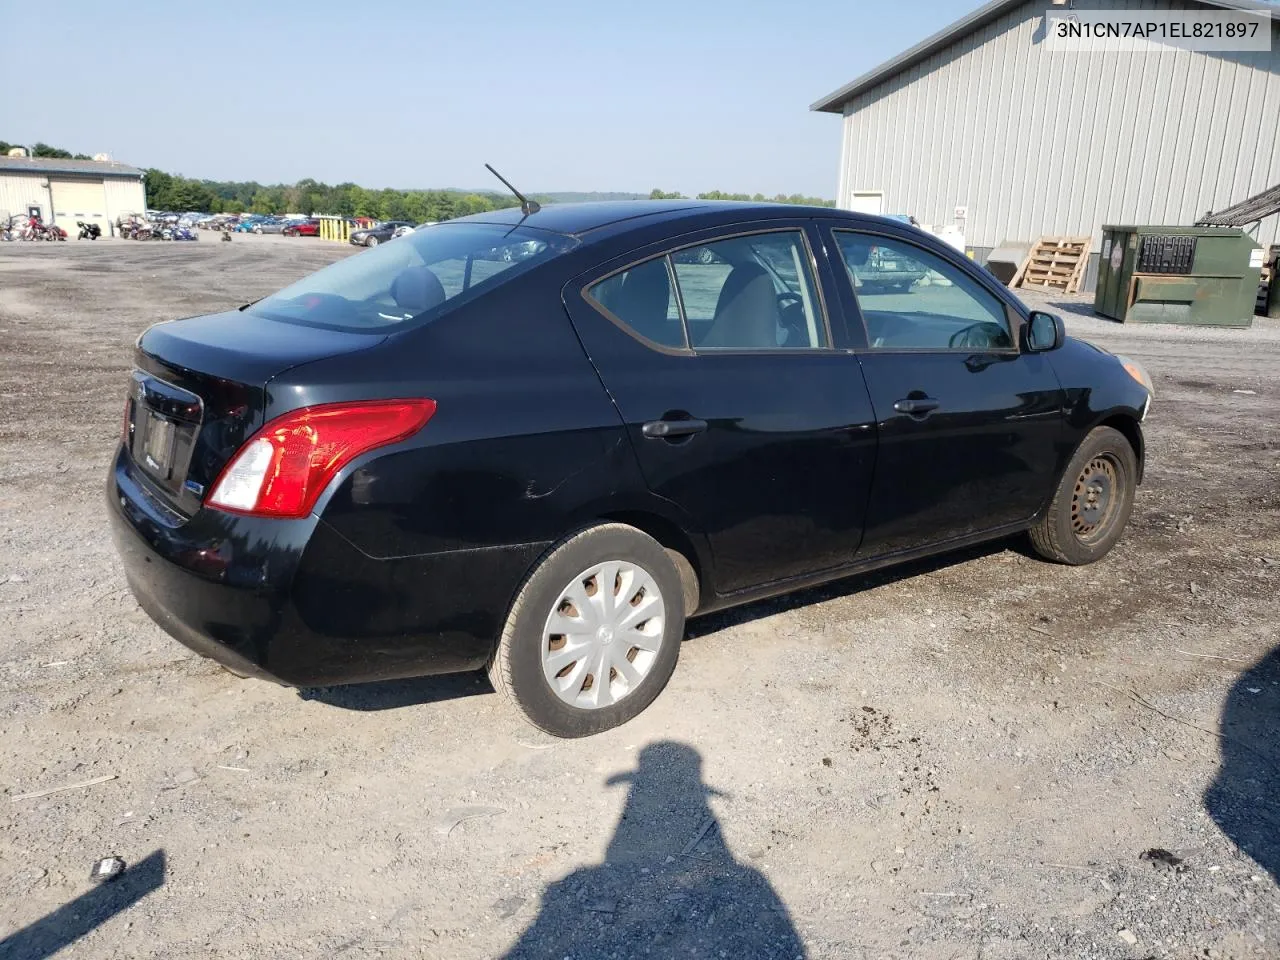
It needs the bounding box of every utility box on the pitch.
[1094,226,1262,327]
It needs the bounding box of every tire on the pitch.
[366,235,379,247]
[488,523,686,737]
[1029,425,1137,565]
[253,226,262,234]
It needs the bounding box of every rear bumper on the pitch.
[107,447,546,686]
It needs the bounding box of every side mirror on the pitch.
[1025,310,1065,352]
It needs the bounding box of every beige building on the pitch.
[812,0,1280,288]
[0,155,146,238]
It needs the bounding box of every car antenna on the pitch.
[485,163,540,216]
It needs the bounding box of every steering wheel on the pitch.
[948,321,1007,350]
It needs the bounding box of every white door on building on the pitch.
[848,190,884,216]
[50,179,108,236]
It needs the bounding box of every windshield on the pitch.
[248,222,576,331]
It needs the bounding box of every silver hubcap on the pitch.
[541,561,666,710]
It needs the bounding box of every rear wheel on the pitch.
[1029,425,1137,565]
[488,524,685,737]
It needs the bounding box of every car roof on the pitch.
[451,200,840,238]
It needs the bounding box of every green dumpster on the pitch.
[1094,226,1262,327]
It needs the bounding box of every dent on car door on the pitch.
[827,226,1065,557]
[562,224,877,595]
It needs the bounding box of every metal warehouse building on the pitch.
[812,0,1280,285]
[0,156,146,238]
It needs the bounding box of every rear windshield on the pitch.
[247,222,575,331]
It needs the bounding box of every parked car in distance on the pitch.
[234,217,267,233]
[283,218,321,237]
[252,218,289,235]
[851,243,930,293]
[349,220,415,247]
[109,201,1152,738]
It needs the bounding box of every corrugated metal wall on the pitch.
[103,178,146,224]
[837,0,1280,251]
[0,173,53,223]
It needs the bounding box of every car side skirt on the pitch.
[695,520,1031,617]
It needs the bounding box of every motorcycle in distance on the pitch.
[77,220,102,240]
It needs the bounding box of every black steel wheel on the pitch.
[1029,425,1137,565]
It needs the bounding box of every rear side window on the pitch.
[587,229,828,352]
[589,257,685,348]
[248,224,576,332]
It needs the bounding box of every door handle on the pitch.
[642,418,708,439]
[893,397,940,416]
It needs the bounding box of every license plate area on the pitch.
[141,413,177,479]
[127,371,203,505]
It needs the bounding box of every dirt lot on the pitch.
[1,235,1278,959]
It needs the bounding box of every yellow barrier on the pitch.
[316,215,352,243]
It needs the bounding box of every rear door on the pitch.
[564,223,877,595]
[823,224,1065,557]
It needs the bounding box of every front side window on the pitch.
[834,232,1012,351]
[248,223,575,332]
[587,229,828,352]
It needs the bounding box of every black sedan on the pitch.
[349,220,414,247]
[108,201,1152,737]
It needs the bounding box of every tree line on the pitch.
[140,170,525,222]
[0,140,94,160]
[3,138,834,221]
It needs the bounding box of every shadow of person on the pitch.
[504,741,805,959]
[1205,645,1280,884]
[0,850,166,960]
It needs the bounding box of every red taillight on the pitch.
[207,399,436,518]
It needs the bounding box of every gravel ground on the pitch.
[1,235,1278,959]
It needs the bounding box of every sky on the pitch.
[1,0,978,198]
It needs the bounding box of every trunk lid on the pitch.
[126,310,386,517]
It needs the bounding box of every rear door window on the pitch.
[588,257,685,348]
[586,229,829,352]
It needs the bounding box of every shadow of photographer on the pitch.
[0,850,166,960]
[504,741,805,959]
[1205,645,1280,885]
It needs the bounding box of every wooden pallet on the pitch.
[1010,236,1092,294]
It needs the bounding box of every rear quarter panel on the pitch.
[272,272,651,560]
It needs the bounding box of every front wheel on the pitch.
[365,235,379,247]
[488,524,685,737]
[1029,425,1137,565]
